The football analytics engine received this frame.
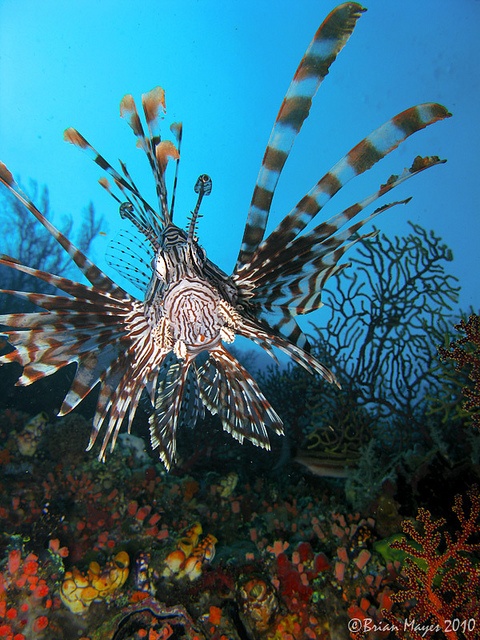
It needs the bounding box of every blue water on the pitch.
[1,0,478,312]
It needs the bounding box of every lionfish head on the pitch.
[140,173,212,284]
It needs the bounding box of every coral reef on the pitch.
[218,472,239,498]
[255,225,474,515]
[0,545,64,639]
[60,551,129,614]
[386,485,480,640]
[0,406,478,639]
[312,223,460,439]
[94,597,207,639]
[237,575,279,635]
[16,412,49,457]
[438,312,480,428]
[260,225,458,439]
[162,522,217,582]
[0,220,478,638]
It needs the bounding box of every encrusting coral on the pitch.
[59,550,129,614]
[0,542,65,639]
[218,472,239,498]
[16,412,49,457]
[237,575,279,634]
[162,522,217,582]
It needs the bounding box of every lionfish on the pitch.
[0,3,450,470]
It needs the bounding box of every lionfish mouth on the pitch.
[0,3,450,470]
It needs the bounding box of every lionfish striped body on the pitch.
[0,4,450,470]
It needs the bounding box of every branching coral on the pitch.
[0,182,103,314]
[438,313,480,428]
[258,224,460,465]
[315,223,459,440]
[387,485,480,639]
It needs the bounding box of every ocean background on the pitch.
[1,0,478,314]
[0,3,480,638]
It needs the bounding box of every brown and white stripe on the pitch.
[236,2,365,269]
